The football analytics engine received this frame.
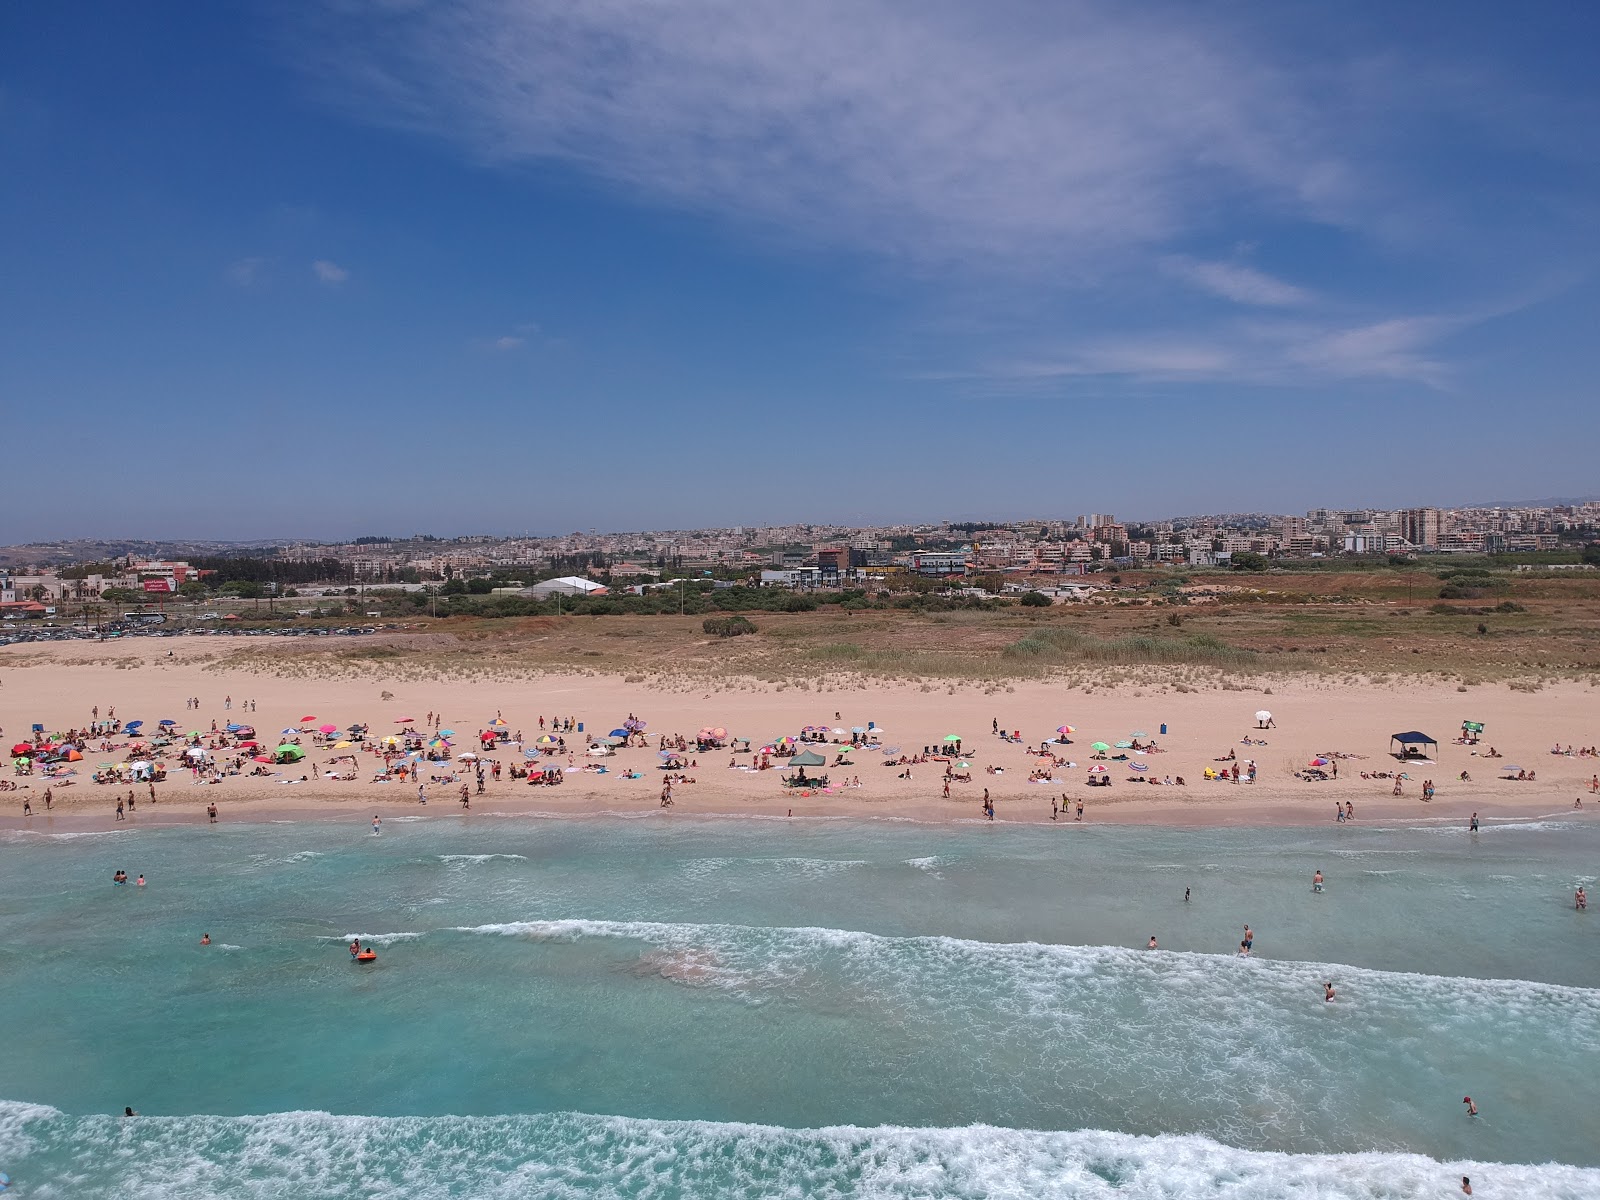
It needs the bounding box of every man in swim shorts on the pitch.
[1242,925,1253,950]
[1313,871,1323,892]
[1324,981,1335,1002]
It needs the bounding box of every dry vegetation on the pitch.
[153,568,1600,695]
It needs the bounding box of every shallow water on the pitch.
[1,816,1596,1197]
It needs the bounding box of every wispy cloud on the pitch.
[297,1,1343,270]
[1161,256,1313,307]
[492,335,523,351]
[961,312,1471,389]
[312,259,350,285]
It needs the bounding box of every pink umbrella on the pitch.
[1087,764,1108,774]
[396,717,415,722]
[318,724,338,734]
[252,754,272,763]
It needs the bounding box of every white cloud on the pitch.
[227,257,266,287]
[312,259,350,285]
[492,335,523,351]
[968,312,1466,389]
[1161,256,1313,307]
[297,1,1345,270]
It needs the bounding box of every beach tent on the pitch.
[1390,731,1437,759]
[788,750,827,767]
[275,744,306,762]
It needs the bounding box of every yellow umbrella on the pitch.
[334,740,354,749]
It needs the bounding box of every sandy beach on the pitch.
[4,637,1596,832]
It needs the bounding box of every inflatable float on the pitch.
[355,950,377,962]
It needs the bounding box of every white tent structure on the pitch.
[525,577,609,599]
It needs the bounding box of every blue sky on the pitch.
[3,1,1597,539]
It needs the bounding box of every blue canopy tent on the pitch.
[1390,731,1438,760]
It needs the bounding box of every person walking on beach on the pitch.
[1345,801,1354,822]
[1075,799,1084,821]
[1335,802,1345,823]
[44,787,52,811]
[208,802,218,823]
[116,798,125,821]
[1051,797,1059,821]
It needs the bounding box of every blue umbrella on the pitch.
[225,723,243,732]
[125,720,144,729]
[609,728,629,738]
[158,719,177,726]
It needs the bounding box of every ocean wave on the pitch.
[437,853,529,864]
[318,932,425,947]
[0,1101,1594,1200]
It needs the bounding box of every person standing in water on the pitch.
[1463,1097,1477,1116]
[200,934,210,945]
[1184,887,1190,903]
[1577,885,1587,910]
[372,815,381,835]
[1313,870,1324,892]
[1242,925,1254,952]
[1469,812,1479,833]
[1323,981,1335,1002]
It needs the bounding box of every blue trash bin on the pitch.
[577,722,584,733]
[1160,723,1168,735]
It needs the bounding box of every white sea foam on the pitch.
[437,853,528,864]
[319,931,425,947]
[0,1101,1595,1200]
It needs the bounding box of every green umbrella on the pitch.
[942,734,962,743]
[1090,741,1110,752]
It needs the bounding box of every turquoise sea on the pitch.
[1,814,1596,1198]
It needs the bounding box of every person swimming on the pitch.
[112,870,127,885]
[1324,981,1335,1002]
[350,939,361,957]
[1146,936,1158,949]
[136,875,145,887]
[200,933,210,945]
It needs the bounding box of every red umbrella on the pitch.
[252,754,272,763]
[10,743,31,756]
[300,715,316,723]
[237,740,259,748]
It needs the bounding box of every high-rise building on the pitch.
[1399,507,1441,548]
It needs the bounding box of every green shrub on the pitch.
[703,615,758,638]
[1019,591,1052,607]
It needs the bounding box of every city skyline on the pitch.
[3,2,1598,537]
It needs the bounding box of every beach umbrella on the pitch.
[225,723,244,733]
[1130,730,1149,738]
[489,718,508,728]
[158,719,177,727]
[942,734,962,743]
[1309,757,1329,767]
[187,731,201,739]
[1057,725,1076,735]
[281,728,298,736]
[608,728,629,739]
[658,750,677,759]
[598,736,626,747]
[1255,710,1272,723]
[955,761,971,769]
[237,740,258,748]
[851,726,866,734]
[523,748,541,760]
[10,744,31,757]
[125,720,143,729]
[1090,742,1110,752]
[624,718,647,731]
[1087,764,1108,774]
[1129,762,1148,772]
[300,715,316,723]
[438,729,456,737]
[1499,764,1523,773]
[457,752,479,761]
[1114,740,1133,749]
[318,723,338,734]
[253,754,272,763]
[880,746,901,756]
[396,716,415,723]
[333,740,354,749]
